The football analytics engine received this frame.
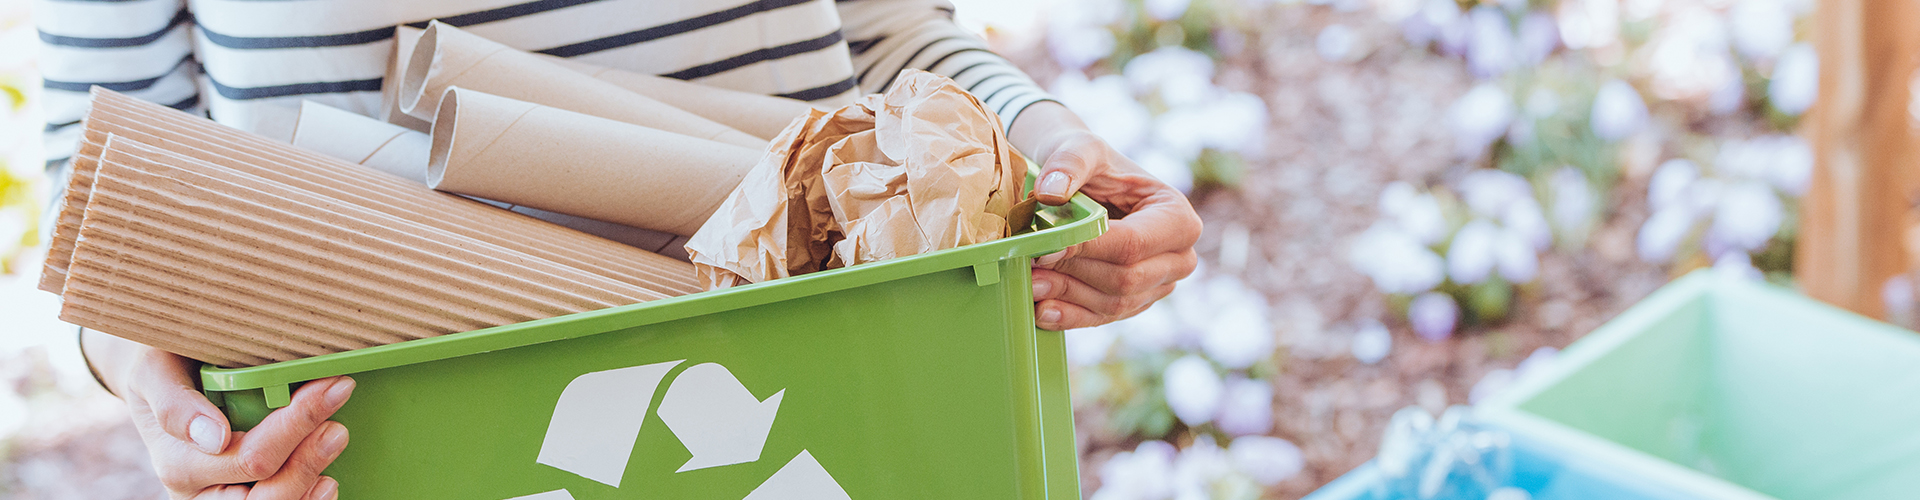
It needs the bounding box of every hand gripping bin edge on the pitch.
[198,181,1107,499]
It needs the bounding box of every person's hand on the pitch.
[120,347,353,499]
[1026,129,1202,330]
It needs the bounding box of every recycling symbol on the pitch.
[507,360,849,499]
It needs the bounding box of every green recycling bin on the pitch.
[198,190,1106,499]
[1478,271,1920,500]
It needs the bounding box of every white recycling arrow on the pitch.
[506,490,575,500]
[657,363,785,472]
[742,450,851,500]
[535,360,684,487]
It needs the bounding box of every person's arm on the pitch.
[837,1,1202,330]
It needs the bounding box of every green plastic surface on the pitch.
[201,191,1106,499]
[1479,271,1920,500]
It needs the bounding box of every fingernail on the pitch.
[320,425,349,458]
[188,415,223,454]
[1032,280,1053,298]
[1039,307,1062,325]
[316,477,339,500]
[1038,172,1071,198]
[325,378,355,409]
[1035,251,1066,267]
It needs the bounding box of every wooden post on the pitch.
[1797,0,1920,319]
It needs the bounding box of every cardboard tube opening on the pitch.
[399,23,441,116]
[426,88,459,188]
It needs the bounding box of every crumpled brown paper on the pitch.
[686,70,1028,289]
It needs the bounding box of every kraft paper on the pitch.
[400,22,763,148]
[44,88,704,297]
[61,137,664,367]
[685,70,1027,289]
[427,88,762,237]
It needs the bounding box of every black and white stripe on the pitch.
[37,0,1051,170]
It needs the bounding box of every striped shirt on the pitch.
[35,0,1055,172]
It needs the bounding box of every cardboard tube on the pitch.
[381,25,432,132]
[539,56,818,140]
[293,99,686,253]
[428,88,762,236]
[400,22,764,149]
[57,88,704,296]
[63,137,663,366]
[292,100,431,183]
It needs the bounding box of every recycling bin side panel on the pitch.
[212,257,1076,499]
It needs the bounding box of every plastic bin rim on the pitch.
[200,191,1108,392]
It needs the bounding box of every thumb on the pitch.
[1033,136,1098,206]
[134,349,232,455]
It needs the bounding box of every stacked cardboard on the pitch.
[44,89,700,367]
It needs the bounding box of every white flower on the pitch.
[1125,47,1216,94]
[1449,83,1514,158]
[1164,355,1225,426]
[1171,436,1234,498]
[1709,74,1746,115]
[1379,182,1450,245]
[1644,7,1733,102]
[1350,223,1447,294]
[1468,368,1515,404]
[1648,159,1699,212]
[1045,1,1121,70]
[1196,92,1270,155]
[1053,73,1152,153]
[1557,0,1619,50]
[1215,377,1275,436]
[1714,138,1770,180]
[1203,301,1275,370]
[1590,79,1648,142]
[1229,436,1305,486]
[1765,135,1814,195]
[1637,206,1697,263]
[1377,407,1436,477]
[1549,167,1594,238]
[1408,292,1459,342]
[1376,0,1422,22]
[1730,0,1794,60]
[1158,73,1218,109]
[1713,252,1764,280]
[1420,0,1462,27]
[1770,43,1818,116]
[1516,346,1559,375]
[1145,0,1192,21]
[1319,24,1358,62]
[1467,7,1515,78]
[1502,196,1551,251]
[1517,12,1559,67]
[1153,107,1213,162]
[1709,181,1783,253]
[1448,219,1501,284]
[1068,323,1120,367]
[1097,441,1177,500]
[1119,302,1183,354]
[1351,320,1393,364]
[1135,148,1195,193]
[1494,227,1538,283]
[1458,169,1532,218]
